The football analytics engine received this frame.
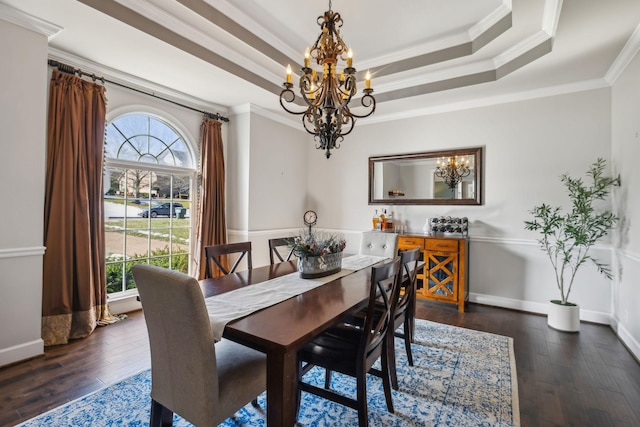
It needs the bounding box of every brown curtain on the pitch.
[42,70,118,346]
[194,118,229,279]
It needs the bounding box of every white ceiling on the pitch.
[2,0,640,122]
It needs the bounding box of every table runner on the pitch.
[205,254,387,340]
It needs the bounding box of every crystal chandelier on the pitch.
[435,156,471,189]
[279,1,376,158]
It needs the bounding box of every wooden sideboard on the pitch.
[398,234,469,312]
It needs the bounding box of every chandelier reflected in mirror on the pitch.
[279,0,376,158]
[435,156,471,190]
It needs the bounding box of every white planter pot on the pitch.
[547,300,580,332]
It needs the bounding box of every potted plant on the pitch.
[524,158,620,332]
[288,231,347,279]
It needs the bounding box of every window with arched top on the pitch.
[103,113,196,296]
[105,114,194,167]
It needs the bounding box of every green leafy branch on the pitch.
[524,158,620,304]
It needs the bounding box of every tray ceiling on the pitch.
[2,0,640,121]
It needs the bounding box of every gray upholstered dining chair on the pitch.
[268,237,296,264]
[359,231,399,258]
[132,264,266,427]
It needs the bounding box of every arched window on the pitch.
[104,113,196,295]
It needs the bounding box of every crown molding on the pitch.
[493,30,551,69]
[0,2,62,40]
[229,103,251,115]
[167,0,294,78]
[373,59,496,94]
[249,76,610,130]
[230,103,301,131]
[202,0,302,62]
[48,47,229,115]
[468,0,512,40]
[605,23,640,85]
[363,77,610,125]
[358,4,512,72]
[542,0,563,36]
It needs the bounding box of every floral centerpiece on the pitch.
[288,231,346,278]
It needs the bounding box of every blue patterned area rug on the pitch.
[17,320,519,427]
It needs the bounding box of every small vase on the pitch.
[298,252,343,279]
[422,219,430,234]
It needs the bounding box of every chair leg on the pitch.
[356,369,369,427]
[404,319,414,366]
[324,369,333,389]
[150,399,173,427]
[387,329,399,390]
[380,344,395,414]
[251,398,260,408]
[408,301,416,343]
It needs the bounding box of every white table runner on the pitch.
[205,254,387,340]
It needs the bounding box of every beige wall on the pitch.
[0,19,48,366]
[612,47,640,358]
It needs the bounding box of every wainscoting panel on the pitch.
[0,247,46,367]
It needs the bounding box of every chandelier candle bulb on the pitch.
[347,48,353,68]
[286,65,292,83]
[365,70,371,89]
[304,48,310,67]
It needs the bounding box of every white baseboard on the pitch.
[0,339,43,367]
[610,316,640,362]
[469,293,612,325]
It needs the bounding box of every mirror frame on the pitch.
[368,146,483,205]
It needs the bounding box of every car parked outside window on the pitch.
[139,202,185,218]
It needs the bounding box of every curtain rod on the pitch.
[47,59,230,123]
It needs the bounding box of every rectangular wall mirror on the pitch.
[369,146,483,205]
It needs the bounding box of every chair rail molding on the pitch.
[0,246,46,259]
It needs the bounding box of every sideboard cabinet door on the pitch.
[398,234,468,312]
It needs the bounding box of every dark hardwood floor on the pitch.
[1,301,639,426]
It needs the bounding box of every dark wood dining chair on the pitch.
[268,237,296,265]
[204,241,252,278]
[296,257,402,427]
[388,247,420,390]
[328,247,420,391]
[132,264,265,427]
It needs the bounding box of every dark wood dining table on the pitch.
[198,260,377,427]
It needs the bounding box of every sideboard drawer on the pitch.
[398,236,425,249]
[425,239,459,252]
